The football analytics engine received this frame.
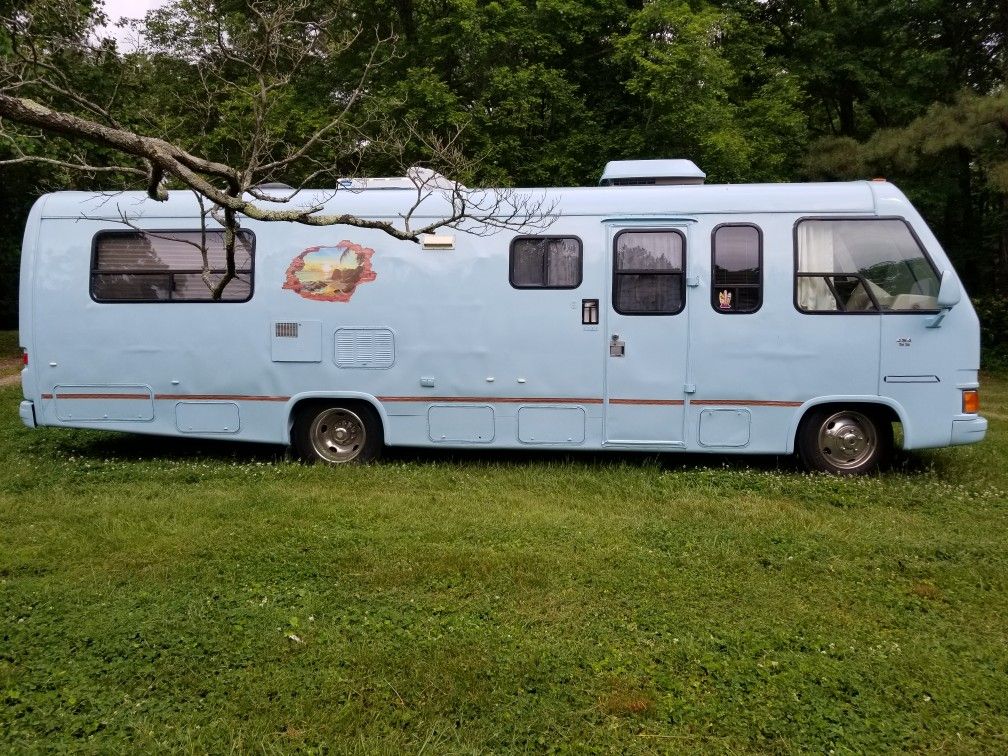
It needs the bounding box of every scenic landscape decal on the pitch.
[283,241,377,302]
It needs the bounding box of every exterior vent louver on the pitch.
[335,328,395,368]
[275,322,299,338]
[609,177,659,186]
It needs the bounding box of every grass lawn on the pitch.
[0,330,19,378]
[1,329,1006,752]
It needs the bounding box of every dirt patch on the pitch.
[598,680,655,717]
[911,581,943,601]
[0,359,21,386]
[1,356,21,381]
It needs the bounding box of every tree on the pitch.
[0,0,553,299]
[784,0,1008,293]
[348,0,631,187]
[614,0,806,183]
[806,90,1008,291]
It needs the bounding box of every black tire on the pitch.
[292,402,383,464]
[797,406,893,475]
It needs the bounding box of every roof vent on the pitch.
[599,159,705,186]
[337,176,417,190]
[337,168,464,192]
[249,182,295,199]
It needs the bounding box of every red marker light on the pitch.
[22,350,28,366]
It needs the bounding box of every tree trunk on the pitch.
[999,195,1008,295]
[393,0,415,40]
[838,91,856,137]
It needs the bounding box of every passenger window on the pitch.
[613,230,685,315]
[91,230,254,302]
[510,236,582,289]
[712,224,761,313]
[795,219,940,313]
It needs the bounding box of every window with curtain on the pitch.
[509,236,582,289]
[613,230,685,315]
[712,224,762,314]
[795,219,940,313]
[91,230,255,302]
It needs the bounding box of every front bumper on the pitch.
[19,400,36,429]
[951,416,987,446]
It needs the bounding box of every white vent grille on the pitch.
[335,328,395,368]
[275,321,299,338]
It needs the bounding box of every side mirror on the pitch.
[936,270,961,309]
[927,271,961,328]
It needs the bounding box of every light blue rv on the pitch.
[17,160,987,474]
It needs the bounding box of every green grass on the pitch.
[1,366,1007,752]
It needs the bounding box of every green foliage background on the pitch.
[1,0,1006,348]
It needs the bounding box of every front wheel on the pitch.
[797,407,893,475]
[292,403,383,464]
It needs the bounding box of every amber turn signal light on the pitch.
[962,389,980,414]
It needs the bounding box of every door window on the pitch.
[613,230,685,315]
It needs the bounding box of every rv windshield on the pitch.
[796,219,940,313]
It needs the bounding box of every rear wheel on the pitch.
[798,407,892,475]
[292,403,382,464]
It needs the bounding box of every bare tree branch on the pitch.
[0,153,145,176]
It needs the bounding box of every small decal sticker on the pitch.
[897,337,912,347]
[718,289,733,310]
[283,241,376,302]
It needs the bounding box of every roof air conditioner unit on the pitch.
[599,159,705,186]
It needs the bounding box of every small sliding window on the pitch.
[91,229,255,303]
[711,224,762,314]
[509,236,583,289]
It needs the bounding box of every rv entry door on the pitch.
[604,223,691,446]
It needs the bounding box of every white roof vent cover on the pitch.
[599,159,705,186]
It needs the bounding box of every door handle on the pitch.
[610,334,625,357]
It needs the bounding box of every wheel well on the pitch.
[287,397,385,443]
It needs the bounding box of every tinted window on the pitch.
[510,236,582,288]
[613,230,685,315]
[796,219,940,313]
[92,230,254,302]
[712,224,761,313]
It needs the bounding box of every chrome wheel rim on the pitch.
[309,408,365,463]
[817,411,877,470]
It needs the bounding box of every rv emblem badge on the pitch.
[718,289,732,309]
[283,241,377,302]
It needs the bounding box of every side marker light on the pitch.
[962,389,980,414]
